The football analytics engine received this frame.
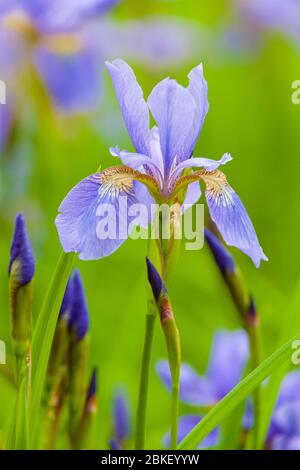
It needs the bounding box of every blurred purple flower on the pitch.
[110,388,131,450]
[0,0,119,113]
[56,60,267,266]
[233,0,300,43]
[267,372,300,450]
[18,0,121,33]
[0,104,12,150]
[157,329,249,448]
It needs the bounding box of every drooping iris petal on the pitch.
[35,44,101,113]
[55,169,151,260]
[207,330,249,399]
[203,170,268,267]
[105,59,150,155]
[164,415,219,449]
[148,77,196,175]
[156,360,217,406]
[20,0,120,33]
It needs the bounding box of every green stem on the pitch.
[170,383,179,449]
[135,308,156,450]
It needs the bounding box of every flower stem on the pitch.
[135,305,157,450]
[170,383,180,449]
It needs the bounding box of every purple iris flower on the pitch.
[56,60,267,266]
[234,0,300,42]
[110,388,131,450]
[18,0,121,33]
[157,329,249,448]
[265,372,300,450]
[0,0,119,113]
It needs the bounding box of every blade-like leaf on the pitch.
[29,251,75,447]
[177,332,300,450]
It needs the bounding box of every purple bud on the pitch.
[87,368,97,401]
[9,213,35,285]
[248,295,259,328]
[114,389,130,444]
[68,270,89,340]
[146,257,166,301]
[205,228,235,275]
[59,277,74,318]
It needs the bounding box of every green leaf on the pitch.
[29,251,75,447]
[177,332,300,450]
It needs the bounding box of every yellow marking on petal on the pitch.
[41,34,83,55]
[92,166,161,201]
[173,169,233,204]
[3,12,39,42]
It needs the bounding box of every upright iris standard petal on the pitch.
[202,170,268,267]
[148,78,197,175]
[156,361,217,407]
[35,44,101,113]
[105,59,150,155]
[187,64,209,149]
[68,270,89,340]
[9,213,35,286]
[207,330,249,399]
[55,168,153,260]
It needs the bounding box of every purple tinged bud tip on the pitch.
[146,257,166,302]
[68,270,89,340]
[205,228,235,275]
[248,295,259,327]
[59,278,73,318]
[87,368,97,401]
[9,213,35,286]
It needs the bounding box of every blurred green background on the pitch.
[0,0,300,449]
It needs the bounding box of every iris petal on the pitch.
[203,170,268,267]
[55,169,152,260]
[35,44,100,114]
[105,59,150,155]
[207,330,249,399]
[148,77,196,175]
[156,360,218,407]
